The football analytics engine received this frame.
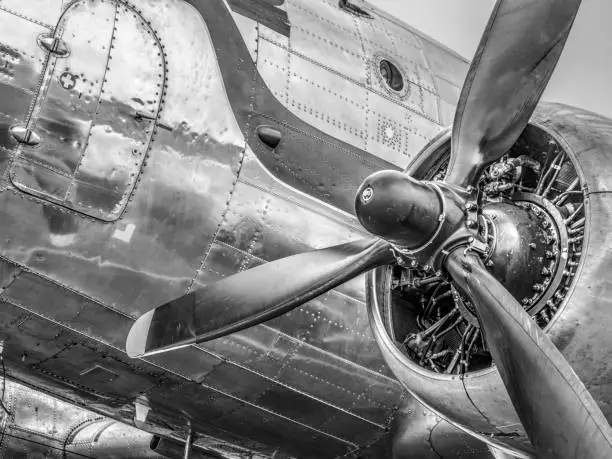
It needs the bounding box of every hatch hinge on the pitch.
[37,34,70,57]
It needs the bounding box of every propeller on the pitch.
[126,239,394,357]
[126,0,612,456]
[445,0,582,187]
[446,250,612,458]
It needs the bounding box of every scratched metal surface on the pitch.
[0,0,537,458]
[0,378,166,458]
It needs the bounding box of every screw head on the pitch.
[360,186,374,204]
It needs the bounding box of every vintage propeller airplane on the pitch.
[0,0,611,457]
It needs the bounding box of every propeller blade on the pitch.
[445,0,582,187]
[126,239,394,357]
[445,250,612,459]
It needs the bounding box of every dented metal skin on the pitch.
[0,0,609,458]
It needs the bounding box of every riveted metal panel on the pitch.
[200,360,277,403]
[356,16,440,124]
[274,338,402,425]
[287,0,367,84]
[195,327,289,381]
[2,271,132,348]
[33,342,160,404]
[286,51,369,150]
[0,0,246,318]
[12,388,88,439]
[10,0,165,221]
[144,346,222,383]
[232,12,259,63]
[380,18,443,92]
[257,8,290,47]
[198,341,389,447]
[0,8,49,92]
[257,36,290,105]
[258,388,384,446]
[194,323,401,427]
[419,38,469,89]
[146,379,256,437]
[0,0,63,28]
[0,300,74,364]
[367,96,443,167]
[0,433,63,459]
[217,402,352,459]
[0,8,50,184]
[214,181,364,259]
[266,291,381,367]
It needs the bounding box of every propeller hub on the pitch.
[355,171,447,249]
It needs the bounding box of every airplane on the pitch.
[0,0,611,457]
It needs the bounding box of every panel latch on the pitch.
[9,125,40,146]
[37,34,70,57]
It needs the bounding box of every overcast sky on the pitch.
[370,0,612,119]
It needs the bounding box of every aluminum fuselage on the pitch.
[0,1,499,457]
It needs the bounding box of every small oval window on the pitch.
[379,59,404,92]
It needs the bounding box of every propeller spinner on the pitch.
[127,0,612,456]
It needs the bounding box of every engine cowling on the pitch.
[367,102,612,455]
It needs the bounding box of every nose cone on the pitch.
[355,170,442,248]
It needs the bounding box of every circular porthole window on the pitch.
[379,59,404,92]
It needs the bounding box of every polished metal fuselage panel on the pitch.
[0,0,495,457]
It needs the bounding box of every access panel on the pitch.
[10,0,165,221]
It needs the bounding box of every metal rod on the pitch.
[541,155,564,198]
[551,178,580,205]
[184,428,193,459]
[535,152,563,195]
[564,203,584,225]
